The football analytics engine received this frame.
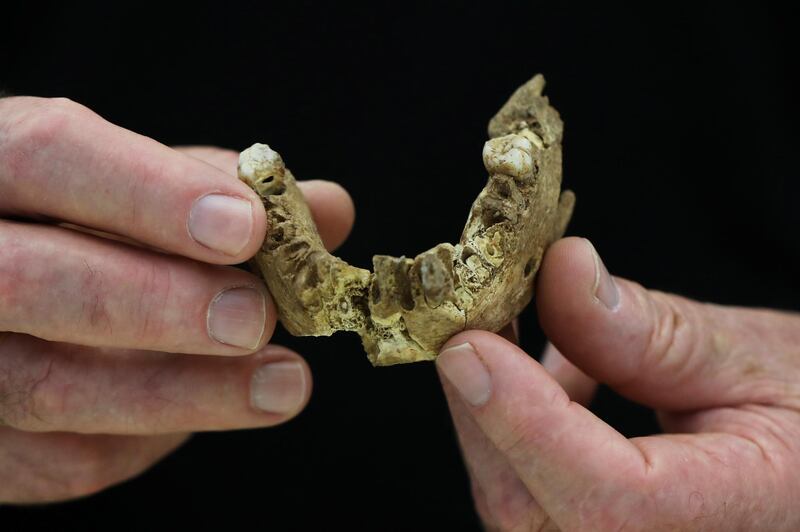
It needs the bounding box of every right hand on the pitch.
[0,96,355,503]
[437,238,800,530]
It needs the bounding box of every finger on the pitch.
[536,237,800,411]
[628,428,798,529]
[0,97,265,264]
[439,331,800,529]
[437,331,647,531]
[176,145,242,174]
[0,334,311,434]
[177,146,355,251]
[497,322,518,344]
[635,403,800,529]
[540,343,597,406]
[299,180,355,252]
[0,428,188,503]
[440,372,550,531]
[0,221,275,355]
[468,481,498,531]
[499,320,597,406]
[55,177,355,253]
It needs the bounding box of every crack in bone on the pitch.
[238,74,574,366]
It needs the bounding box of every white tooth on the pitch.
[239,143,286,188]
[482,134,534,179]
[510,135,534,152]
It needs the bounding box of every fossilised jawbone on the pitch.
[238,74,574,366]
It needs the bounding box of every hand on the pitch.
[437,237,800,531]
[0,97,355,503]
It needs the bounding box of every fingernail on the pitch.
[250,361,306,414]
[207,287,266,349]
[584,239,620,310]
[437,342,492,407]
[188,194,253,255]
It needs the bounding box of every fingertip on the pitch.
[437,330,543,409]
[535,236,616,362]
[249,346,313,422]
[437,329,641,530]
[175,145,268,264]
[180,173,269,266]
[438,330,523,378]
[206,281,277,355]
[297,180,356,251]
[536,237,597,315]
[177,147,355,256]
[440,329,514,353]
[535,236,657,392]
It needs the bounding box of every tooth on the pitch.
[239,74,574,366]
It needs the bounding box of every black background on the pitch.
[1,2,798,530]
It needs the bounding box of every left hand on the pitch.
[0,95,354,504]
[437,237,800,531]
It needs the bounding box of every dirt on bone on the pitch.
[238,74,574,366]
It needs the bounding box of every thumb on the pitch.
[536,237,800,411]
[436,332,647,531]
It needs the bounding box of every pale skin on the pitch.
[3,99,799,531]
[0,96,355,502]
[437,238,800,530]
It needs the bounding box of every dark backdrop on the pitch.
[1,2,798,530]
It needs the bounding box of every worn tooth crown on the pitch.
[482,134,535,180]
[239,74,575,366]
[238,143,286,196]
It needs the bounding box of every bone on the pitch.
[238,74,574,366]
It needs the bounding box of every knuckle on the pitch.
[643,292,701,380]
[0,227,30,324]
[76,258,175,348]
[78,259,114,336]
[23,358,69,428]
[16,98,83,145]
[131,261,173,346]
[0,352,61,429]
[1,98,91,180]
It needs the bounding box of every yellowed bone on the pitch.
[238,74,574,366]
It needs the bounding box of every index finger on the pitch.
[0,97,265,264]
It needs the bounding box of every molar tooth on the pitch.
[510,135,534,152]
[482,134,534,181]
[241,74,573,365]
